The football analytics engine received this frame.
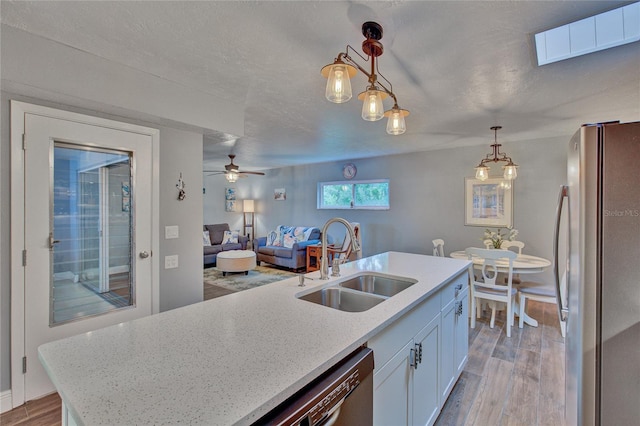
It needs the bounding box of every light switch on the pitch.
[165,255,179,269]
[165,225,179,239]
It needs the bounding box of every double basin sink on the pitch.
[297,272,417,313]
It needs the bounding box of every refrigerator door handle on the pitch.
[554,185,569,322]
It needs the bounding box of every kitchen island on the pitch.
[39,251,470,425]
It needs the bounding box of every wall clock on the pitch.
[343,163,357,180]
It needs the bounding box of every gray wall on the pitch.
[204,136,567,282]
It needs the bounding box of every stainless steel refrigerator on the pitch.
[554,121,640,425]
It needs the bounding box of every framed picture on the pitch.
[225,187,236,212]
[274,188,286,201]
[465,177,513,227]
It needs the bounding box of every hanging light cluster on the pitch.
[474,126,518,182]
[321,21,409,135]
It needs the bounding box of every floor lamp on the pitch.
[243,200,255,249]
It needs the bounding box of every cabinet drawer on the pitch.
[440,272,467,309]
[369,295,439,369]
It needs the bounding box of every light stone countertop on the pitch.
[38,251,470,425]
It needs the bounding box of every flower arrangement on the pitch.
[483,227,518,249]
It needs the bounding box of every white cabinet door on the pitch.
[413,315,441,426]
[374,340,413,426]
[439,298,457,404]
[454,287,470,375]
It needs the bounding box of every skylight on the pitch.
[535,2,640,66]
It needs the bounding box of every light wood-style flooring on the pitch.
[1,300,564,426]
[435,300,566,426]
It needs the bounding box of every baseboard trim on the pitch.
[1,390,13,413]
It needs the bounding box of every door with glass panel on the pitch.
[18,111,154,402]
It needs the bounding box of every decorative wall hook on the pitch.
[176,173,186,201]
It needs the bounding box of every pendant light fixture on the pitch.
[321,21,409,135]
[474,126,519,181]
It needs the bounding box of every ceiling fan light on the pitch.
[475,165,489,181]
[225,171,239,183]
[321,61,356,104]
[358,88,385,121]
[384,107,409,135]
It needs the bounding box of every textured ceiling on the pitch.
[2,1,639,172]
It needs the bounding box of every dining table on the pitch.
[449,250,552,327]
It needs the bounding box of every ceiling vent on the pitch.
[535,2,639,66]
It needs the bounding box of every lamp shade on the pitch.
[358,88,387,121]
[243,199,255,213]
[384,107,410,135]
[475,166,489,181]
[321,60,357,104]
[503,164,518,180]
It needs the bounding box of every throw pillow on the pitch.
[222,230,239,244]
[203,230,211,246]
[266,230,278,246]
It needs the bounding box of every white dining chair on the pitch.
[518,270,567,338]
[500,240,525,284]
[466,247,518,337]
[432,239,445,257]
[501,240,524,254]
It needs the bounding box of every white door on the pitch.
[11,102,158,405]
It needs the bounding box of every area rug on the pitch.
[203,265,297,293]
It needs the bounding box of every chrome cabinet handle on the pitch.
[410,348,417,370]
[417,343,423,364]
[139,251,150,259]
[454,282,463,297]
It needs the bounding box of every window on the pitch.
[318,179,389,210]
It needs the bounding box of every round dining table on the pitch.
[449,251,551,273]
[449,250,552,327]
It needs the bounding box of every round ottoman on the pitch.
[217,250,257,276]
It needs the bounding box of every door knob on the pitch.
[139,251,150,259]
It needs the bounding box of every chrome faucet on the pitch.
[320,217,361,280]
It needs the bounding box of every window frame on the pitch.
[317,179,390,210]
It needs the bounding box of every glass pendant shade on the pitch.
[475,165,489,181]
[324,64,353,103]
[384,107,410,135]
[225,171,239,183]
[503,164,518,180]
[359,89,385,121]
[321,60,357,104]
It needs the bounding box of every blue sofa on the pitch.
[203,223,249,266]
[255,226,323,271]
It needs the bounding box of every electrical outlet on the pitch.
[164,255,179,269]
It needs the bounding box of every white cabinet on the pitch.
[373,315,440,426]
[373,339,412,425]
[412,315,440,426]
[439,274,469,403]
[369,271,468,426]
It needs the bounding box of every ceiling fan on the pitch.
[204,154,265,183]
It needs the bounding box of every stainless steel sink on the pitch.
[339,273,417,297]
[298,287,385,312]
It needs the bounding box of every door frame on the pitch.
[10,100,160,408]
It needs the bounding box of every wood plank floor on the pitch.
[1,301,564,425]
[435,300,566,426]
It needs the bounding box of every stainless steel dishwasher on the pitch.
[255,346,374,426]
